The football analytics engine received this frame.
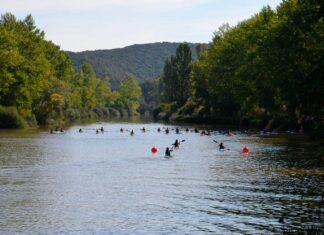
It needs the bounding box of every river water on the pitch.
[0,123,323,234]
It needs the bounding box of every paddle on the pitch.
[172,139,185,146]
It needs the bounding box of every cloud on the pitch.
[0,0,208,13]
[1,0,283,51]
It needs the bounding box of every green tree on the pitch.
[175,43,192,106]
[117,74,142,114]
[184,0,323,130]
[0,13,137,127]
[141,77,161,105]
[161,43,192,107]
[79,63,97,110]
[95,76,114,107]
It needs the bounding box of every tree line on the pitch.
[0,13,142,128]
[152,0,323,134]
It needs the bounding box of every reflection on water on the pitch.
[0,123,323,234]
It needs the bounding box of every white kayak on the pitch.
[51,131,65,134]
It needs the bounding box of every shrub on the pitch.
[0,106,27,128]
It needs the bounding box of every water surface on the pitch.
[0,123,323,234]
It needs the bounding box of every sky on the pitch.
[1,0,282,52]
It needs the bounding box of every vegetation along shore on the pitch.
[0,0,323,140]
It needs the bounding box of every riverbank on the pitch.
[0,105,142,129]
[151,111,324,142]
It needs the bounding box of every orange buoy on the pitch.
[151,147,157,154]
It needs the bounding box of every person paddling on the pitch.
[175,128,180,134]
[157,128,161,132]
[130,130,134,136]
[173,139,180,149]
[100,127,104,133]
[165,147,173,157]
[79,128,82,133]
[120,128,124,133]
[141,127,146,133]
[219,142,225,151]
[165,128,169,134]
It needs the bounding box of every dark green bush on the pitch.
[0,106,27,128]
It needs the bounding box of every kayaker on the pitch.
[173,139,180,149]
[219,142,225,150]
[165,147,173,157]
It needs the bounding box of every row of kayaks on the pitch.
[50,131,65,134]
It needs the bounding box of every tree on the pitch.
[0,13,137,127]
[161,43,192,106]
[95,76,115,107]
[141,77,161,105]
[117,74,142,114]
[175,43,192,106]
[180,0,323,130]
[79,63,97,110]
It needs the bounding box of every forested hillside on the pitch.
[67,43,198,88]
[0,13,142,128]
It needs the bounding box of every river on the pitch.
[0,123,323,234]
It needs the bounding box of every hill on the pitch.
[67,42,199,88]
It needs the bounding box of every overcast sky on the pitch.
[1,0,282,52]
